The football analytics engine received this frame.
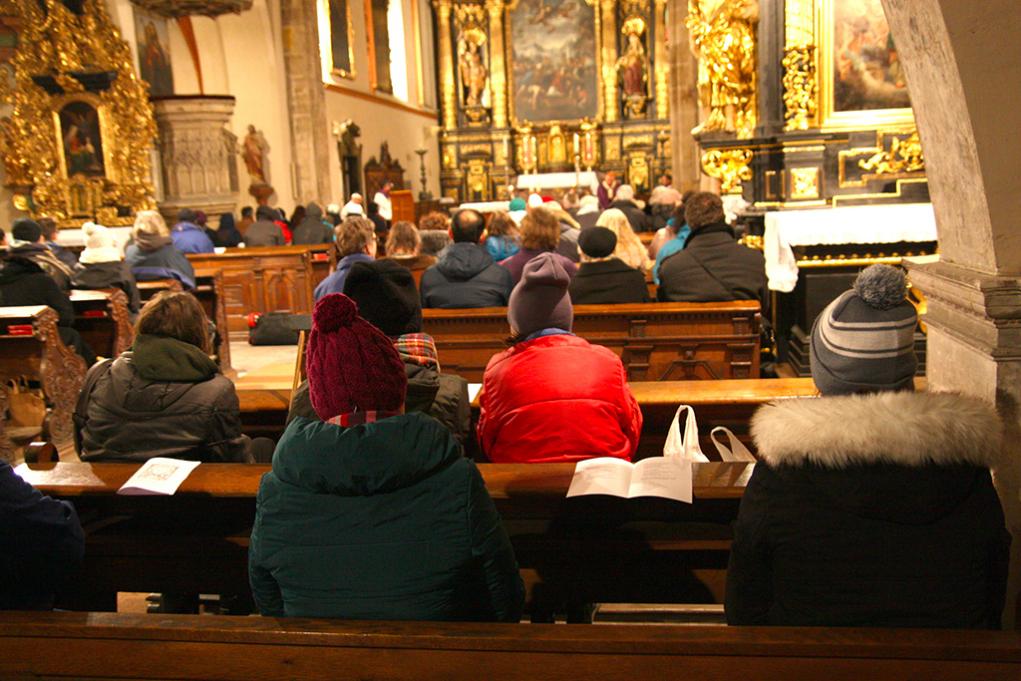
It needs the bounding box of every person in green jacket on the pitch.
[249,292,524,621]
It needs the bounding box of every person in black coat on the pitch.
[607,184,652,233]
[657,192,766,307]
[726,266,1010,629]
[0,460,84,610]
[420,209,513,308]
[569,227,649,305]
[71,222,141,313]
[210,213,243,248]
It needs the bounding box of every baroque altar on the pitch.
[433,0,672,202]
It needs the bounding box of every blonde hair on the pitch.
[596,208,652,271]
[133,210,169,238]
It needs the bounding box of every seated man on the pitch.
[7,218,73,291]
[420,209,513,308]
[245,205,286,247]
[39,217,78,270]
[314,216,377,301]
[171,208,215,254]
[657,191,766,305]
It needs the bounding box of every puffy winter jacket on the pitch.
[421,242,513,308]
[249,413,524,621]
[478,333,642,463]
[657,223,766,306]
[71,261,142,313]
[74,334,248,462]
[171,221,215,254]
[125,232,196,289]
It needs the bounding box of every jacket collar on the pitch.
[579,257,635,275]
[685,222,734,246]
[751,391,1002,469]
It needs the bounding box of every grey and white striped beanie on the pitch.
[810,265,917,396]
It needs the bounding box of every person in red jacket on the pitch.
[477,252,642,463]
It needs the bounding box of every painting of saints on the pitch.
[509,0,598,123]
[833,0,910,111]
[59,101,104,177]
[134,8,174,97]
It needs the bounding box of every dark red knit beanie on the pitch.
[307,293,407,420]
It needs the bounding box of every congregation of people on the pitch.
[0,175,1010,632]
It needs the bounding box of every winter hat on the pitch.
[578,227,617,259]
[509,197,527,212]
[305,202,323,219]
[810,264,918,396]
[327,203,341,215]
[306,293,408,420]
[11,218,42,244]
[342,260,422,337]
[508,252,573,337]
[79,222,123,264]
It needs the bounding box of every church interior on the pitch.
[1,0,1020,677]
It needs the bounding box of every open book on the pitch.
[117,458,201,496]
[566,456,693,504]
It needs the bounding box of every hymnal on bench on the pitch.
[566,457,693,503]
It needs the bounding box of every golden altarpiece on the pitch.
[434,0,671,202]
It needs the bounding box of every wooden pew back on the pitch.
[70,289,134,358]
[2,612,1019,681]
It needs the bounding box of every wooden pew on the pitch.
[21,460,750,611]
[2,612,1019,681]
[70,289,134,359]
[193,271,233,377]
[0,306,86,456]
[420,301,761,382]
[136,278,183,301]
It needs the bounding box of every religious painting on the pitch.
[819,0,913,129]
[55,100,106,178]
[508,0,599,124]
[327,0,355,78]
[133,7,174,97]
[368,0,393,93]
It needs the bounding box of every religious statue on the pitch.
[459,40,488,108]
[686,0,759,138]
[616,19,648,118]
[241,124,269,184]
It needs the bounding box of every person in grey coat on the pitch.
[244,205,286,247]
[292,202,334,245]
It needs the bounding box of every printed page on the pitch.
[117,458,201,496]
[628,457,693,503]
[566,457,634,498]
[467,383,483,404]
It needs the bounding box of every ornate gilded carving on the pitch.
[0,0,157,225]
[455,3,488,117]
[782,46,817,131]
[433,0,458,130]
[106,289,135,356]
[485,0,508,129]
[599,0,619,123]
[788,166,820,200]
[686,0,758,138]
[700,147,752,194]
[653,0,668,118]
[626,152,649,191]
[859,130,925,175]
[465,158,489,199]
[33,306,87,443]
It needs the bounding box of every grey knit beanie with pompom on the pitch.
[810,265,918,396]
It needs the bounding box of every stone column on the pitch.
[281,0,332,204]
[434,0,458,130]
[882,0,1021,626]
[486,0,508,129]
[152,96,238,222]
[653,0,669,119]
[667,0,700,191]
[600,0,619,123]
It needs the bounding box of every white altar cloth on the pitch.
[764,203,937,292]
[516,171,599,193]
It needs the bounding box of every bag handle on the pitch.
[663,404,709,463]
[710,426,756,462]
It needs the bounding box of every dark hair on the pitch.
[256,205,277,221]
[0,227,6,245]
[136,291,211,354]
[38,217,58,241]
[219,213,236,231]
[288,205,306,228]
[241,206,253,218]
[520,207,560,250]
[684,191,726,230]
[177,208,197,224]
[451,209,485,243]
[367,201,380,216]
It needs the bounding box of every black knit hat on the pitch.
[578,227,617,259]
[11,218,42,243]
[342,260,423,337]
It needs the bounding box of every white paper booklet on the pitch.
[566,457,693,504]
[117,458,201,496]
[467,383,483,403]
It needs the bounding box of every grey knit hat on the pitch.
[508,252,573,338]
[810,265,917,396]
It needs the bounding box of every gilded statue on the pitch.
[241,124,269,183]
[686,0,758,137]
[616,18,648,118]
[459,39,488,108]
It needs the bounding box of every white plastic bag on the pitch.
[710,426,757,462]
[662,405,710,462]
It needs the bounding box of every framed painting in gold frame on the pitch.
[817,0,914,130]
[320,0,356,80]
[52,94,116,183]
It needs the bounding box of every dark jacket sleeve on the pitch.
[286,380,317,425]
[466,461,524,622]
[42,276,75,327]
[120,263,142,314]
[249,485,285,616]
[206,378,250,462]
[73,358,113,456]
[725,464,776,625]
[0,461,84,609]
[430,374,472,446]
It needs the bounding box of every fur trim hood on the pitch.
[752,391,1002,469]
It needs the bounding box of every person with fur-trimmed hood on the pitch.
[725,265,1010,629]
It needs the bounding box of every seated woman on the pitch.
[249,293,524,621]
[595,208,653,273]
[482,211,520,262]
[478,253,642,463]
[498,207,578,285]
[569,227,649,305]
[383,220,437,281]
[74,291,254,463]
[650,198,693,285]
[726,265,1009,629]
[71,222,141,314]
[125,211,196,289]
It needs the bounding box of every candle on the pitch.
[573,133,580,157]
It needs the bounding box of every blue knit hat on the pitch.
[810,265,917,396]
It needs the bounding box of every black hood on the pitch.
[436,242,494,281]
[0,256,44,285]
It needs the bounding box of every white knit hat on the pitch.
[79,222,124,264]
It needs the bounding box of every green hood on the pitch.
[273,414,460,496]
[132,334,219,382]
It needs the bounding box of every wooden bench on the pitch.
[420,301,761,382]
[2,612,1018,680]
[136,278,184,301]
[70,289,134,359]
[21,460,750,612]
[0,306,86,456]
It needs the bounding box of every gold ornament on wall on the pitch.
[782,45,817,131]
[859,130,924,176]
[0,0,156,225]
[701,147,752,194]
